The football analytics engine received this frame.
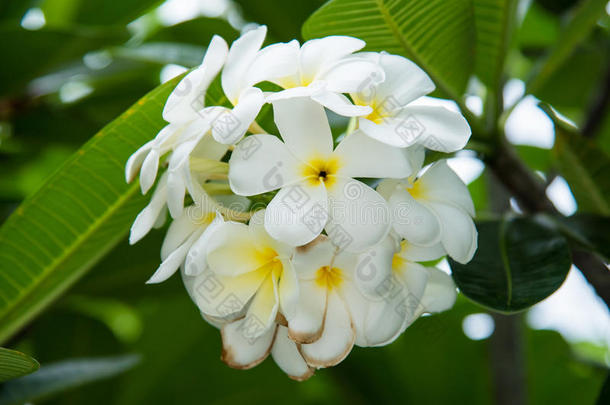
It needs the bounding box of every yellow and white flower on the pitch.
[187,210,298,336]
[229,97,412,251]
[353,233,456,346]
[378,147,477,263]
[260,36,384,117]
[350,52,471,152]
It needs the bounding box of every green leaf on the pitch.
[0,24,128,96]
[527,0,608,93]
[234,0,325,41]
[0,347,39,382]
[0,355,139,405]
[473,0,519,91]
[553,129,610,215]
[302,0,475,101]
[40,0,163,27]
[0,74,184,344]
[558,214,610,260]
[450,217,571,313]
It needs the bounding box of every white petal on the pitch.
[396,105,471,152]
[244,274,279,337]
[163,35,228,123]
[286,280,327,344]
[271,326,314,381]
[222,25,267,103]
[300,291,355,367]
[184,213,224,276]
[388,187,442,246]
[425,202,477,264]
[420,267,457,313]
[160,208,200,260]
[125,140,153,183]
[272,97,333,160]
[147,228,203,284]
[265,86,315,101]
[361,291,408,347]
[139,148,160,194]
[354,235,396,299]
[211,87,265,145]
[326,178,390,252]
[246,40,299,87]
[228,134,302,195]
[264,181,328,247]
[417,160,475,216]
[194,268,268,318]
[333,129,412,178]
[299,36,365,83]
[318,57,384,94]
[292,235,335,280]
[278,259,299,320]
[310,91,372,117]
[220,318,275,369]
[129,173,168,245]
[355,52,434,106]
[206,221,271,277]
[399,240,446,262]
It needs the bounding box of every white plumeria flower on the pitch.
[208,25,297,145]
[353,233,456,346]
[286,236,372,367]
[350,52,471,152]
[218,321,314,380]
[229,97,412,251]
[191,210,298,337]
[128,134,228,243]
[145,202,223,284]
[126,35,229,195]
[378,147,477,263]
[258,36,384,117]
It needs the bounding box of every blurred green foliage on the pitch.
[0,0,608,403]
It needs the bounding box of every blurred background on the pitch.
[0,0,609,403]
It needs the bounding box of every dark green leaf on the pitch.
[145,16,239,46]
[0,24,128,96]
[0,355,139,405]
[597,373,610,405]
[40,0,163,27]
[450,217,572,313]
[0,347,39,382]
[558,214,610,260]
[234,0,325,41]
[302,0,476,101]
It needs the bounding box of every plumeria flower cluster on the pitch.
[125,25,477,380]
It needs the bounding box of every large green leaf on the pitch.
[558,214,610,260]
[0,24,128,96]
[450,217,572,313]
[0,347,39,382]
[553,130,610,215]
[302,0,475,101]
[0,74,184,344]
[0,355,139,405]
[527,0,608,93]
[473,0,519,91]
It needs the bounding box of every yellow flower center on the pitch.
[255,248,284,278]
[301,156,341,188]
[315,266,343,290]
[407,178,426,200]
